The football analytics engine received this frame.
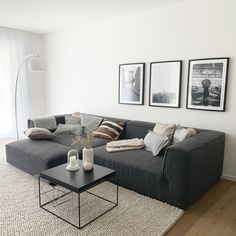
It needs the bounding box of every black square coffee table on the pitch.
[38,161,118,229]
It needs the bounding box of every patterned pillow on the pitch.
[144,131,169,156]
[93,120,124,140]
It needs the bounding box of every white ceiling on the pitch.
[0,0,184,34]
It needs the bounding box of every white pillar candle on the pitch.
[70,155,77,167]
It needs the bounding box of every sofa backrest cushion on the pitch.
[81,113,103,131]
[124,120,155,139]
[65,114,81,125]
[27,115,65,132]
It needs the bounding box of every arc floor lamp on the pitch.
[15,54,42,140]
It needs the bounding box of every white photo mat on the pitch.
[149,61,182,108]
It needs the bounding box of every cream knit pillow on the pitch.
[153,122,176,141]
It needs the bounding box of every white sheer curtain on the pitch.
[0,28,31,139]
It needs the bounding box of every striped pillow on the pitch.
[93,120,124,140]
[144,131,169,156]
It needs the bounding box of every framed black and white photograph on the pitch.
[186,58,229,112]
[149,60,182,108]
[118,63,145,105]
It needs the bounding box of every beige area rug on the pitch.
[0,139,184,236]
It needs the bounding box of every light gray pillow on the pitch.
[81,113,103,131]
[144,131,169,156]
[65,114,81,125]
[54,124,83,135]
[24,128,55,140]
[33,116,57,130]
[173,126,197,144]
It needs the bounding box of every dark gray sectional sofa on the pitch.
[5,114,225,209]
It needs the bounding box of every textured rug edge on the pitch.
[162,210,184,235]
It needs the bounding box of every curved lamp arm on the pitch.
[15,54,40,140]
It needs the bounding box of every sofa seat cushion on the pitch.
[6,139,71,175]
[94,145,164,176]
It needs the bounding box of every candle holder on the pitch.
[66,149,80,171]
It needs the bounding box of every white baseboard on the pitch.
[221,174,236,182]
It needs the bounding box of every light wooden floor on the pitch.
[1,139,236,235]
[167,179,236,236]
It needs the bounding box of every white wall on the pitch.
[43,0,236,179]
[28,32,45,118]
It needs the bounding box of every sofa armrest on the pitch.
[27,115,66,129]
[162,130,225,209]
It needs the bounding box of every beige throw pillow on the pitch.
[187,127,197,137]
[72,111,81,117]
[153,122,176,141]
[24,128,55,140]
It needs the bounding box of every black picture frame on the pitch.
[186,57,229,112]
[118,63,145,105]
[149,60,182,108]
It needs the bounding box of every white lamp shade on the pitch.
[28,57,45,72]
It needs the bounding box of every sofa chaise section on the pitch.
[6,114,127,175]
[6,139,71,175]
